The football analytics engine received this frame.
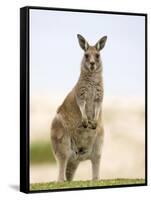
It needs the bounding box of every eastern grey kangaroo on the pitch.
[51,34,107,182]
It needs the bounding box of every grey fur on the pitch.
[50,34,107,182]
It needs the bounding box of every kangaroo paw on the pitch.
[82,118,88,128]
[88,120,97,129]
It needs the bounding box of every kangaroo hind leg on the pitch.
[51,115,71,182]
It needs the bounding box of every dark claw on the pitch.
[82,122,88,128]
[82,119,88,128]
[91,123,97,129]
[88,120,97,129]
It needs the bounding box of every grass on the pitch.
[30,179,145,191]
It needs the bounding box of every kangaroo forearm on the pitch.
[76,97,89,128]
[77,98,87,119]
[79,101,87,118]
[94,101,102,121]
[75,85,88,119]
[94,87,103,121]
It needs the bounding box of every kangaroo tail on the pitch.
[66,160,79,181]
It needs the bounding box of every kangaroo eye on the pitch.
[85,54,89,59]
[95,54,100,59]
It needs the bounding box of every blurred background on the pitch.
[29,9,145,183]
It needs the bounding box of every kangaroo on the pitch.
[50,34,107,182]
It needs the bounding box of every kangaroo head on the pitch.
[77,34,107,73]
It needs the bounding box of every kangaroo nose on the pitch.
[90,62,95,70]
[90,61,95,66]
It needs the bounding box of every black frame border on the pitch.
[20,7,30,193]
[20,6,148,194]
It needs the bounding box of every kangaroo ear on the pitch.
[95,36,107,51]
[77,34,89,51]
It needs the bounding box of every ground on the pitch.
[30,179,145,191]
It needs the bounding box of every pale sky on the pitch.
[30,9,145,98]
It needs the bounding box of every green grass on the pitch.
[30,179,145,191]
[30,141,55,164]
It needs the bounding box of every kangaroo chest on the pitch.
[85,82,101,120]
[86,85,95,116]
